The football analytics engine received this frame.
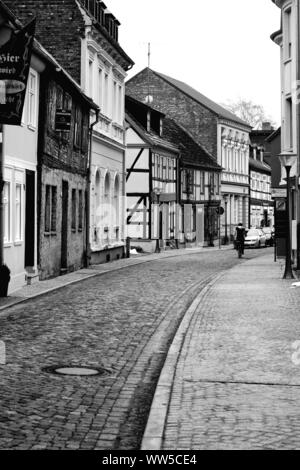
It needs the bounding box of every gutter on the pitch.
[85,108,100,267]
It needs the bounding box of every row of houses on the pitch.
[270,0,300,267]
[0,0,275,294]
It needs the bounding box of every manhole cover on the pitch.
[42,365,108,376]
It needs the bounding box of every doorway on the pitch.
[25,170,35,268]
[61,180,68,269]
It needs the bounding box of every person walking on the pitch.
[235,222,246,256]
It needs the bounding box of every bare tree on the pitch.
[221,98,276,130]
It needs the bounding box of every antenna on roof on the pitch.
[145,42,153,104]
[148,42,151,68]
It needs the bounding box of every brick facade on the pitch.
[4,0,85,83]
[126,68,219,158]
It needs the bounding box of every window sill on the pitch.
[44,232,57,237]
[14,241,23,246]
[4,242,12,248]
[78,228,83,232]
[71,228,76,233]
[27,124,37,132]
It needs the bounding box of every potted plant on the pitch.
[0,264,10,297]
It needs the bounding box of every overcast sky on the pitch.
[109,0,282,126]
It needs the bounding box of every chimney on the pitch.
[262,121,273,130]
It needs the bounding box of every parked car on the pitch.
[261,227,274,246]
[244,228,267,248]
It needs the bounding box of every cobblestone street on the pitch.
[0,248,266,450]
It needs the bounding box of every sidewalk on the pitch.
[0,244,231,313]
[142,253,300,450]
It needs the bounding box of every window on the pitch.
[214,173,219,195]
[72,189,76,231]
[45,185,57,233]
[200,172,205,194]
[113,175,120,232]
[74,105,82,148]
[103,73,109,115]
[98,68,103,107]
[28,70,37,127]
[15,183,22,242]
[285,97,293,149]
[113,81,117,121]
[78,190,83,230]
[3,182,11,243]
[284,8,292,60]
[103,172,110,228]
[118,85,122,123]
[89,58,94,99]
[183,169,193,194]
[162,158,167,180]
[156,155,161,180]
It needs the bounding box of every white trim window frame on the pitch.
[14,176,24,243]
[28,69,38,129]
[3,179,12,245]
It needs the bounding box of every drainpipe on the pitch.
[85,108,99,268]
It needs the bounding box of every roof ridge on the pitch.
[150,68,251,129]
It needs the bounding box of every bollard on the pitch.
[126,236,131,258]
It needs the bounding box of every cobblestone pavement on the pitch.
[0,247,266,450]
[157,253,300,450]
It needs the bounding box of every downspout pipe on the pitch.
[85,108,99,268]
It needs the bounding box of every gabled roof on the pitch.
[145,68,252,129]
[163,118,222,171]
[265,126,281,142]
[125,112,179,155]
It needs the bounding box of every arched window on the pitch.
[95,170,101,224]
[103,172,110,228]
[113,174,120,231]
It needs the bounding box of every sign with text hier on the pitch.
[0,19,36,125]
[55,109,72,132]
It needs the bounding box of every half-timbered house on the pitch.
[125,96,179,251]
[163,119,223,246]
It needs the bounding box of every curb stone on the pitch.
[140,271,225,450]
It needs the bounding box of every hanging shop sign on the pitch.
[0,19,36,125]
[55,108,71,132]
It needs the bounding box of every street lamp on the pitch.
[152,187,161,253]
[278,152,298,279]
[224,194,228,245]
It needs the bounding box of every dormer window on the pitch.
[104,12,119,41]
[96,1,107,26]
